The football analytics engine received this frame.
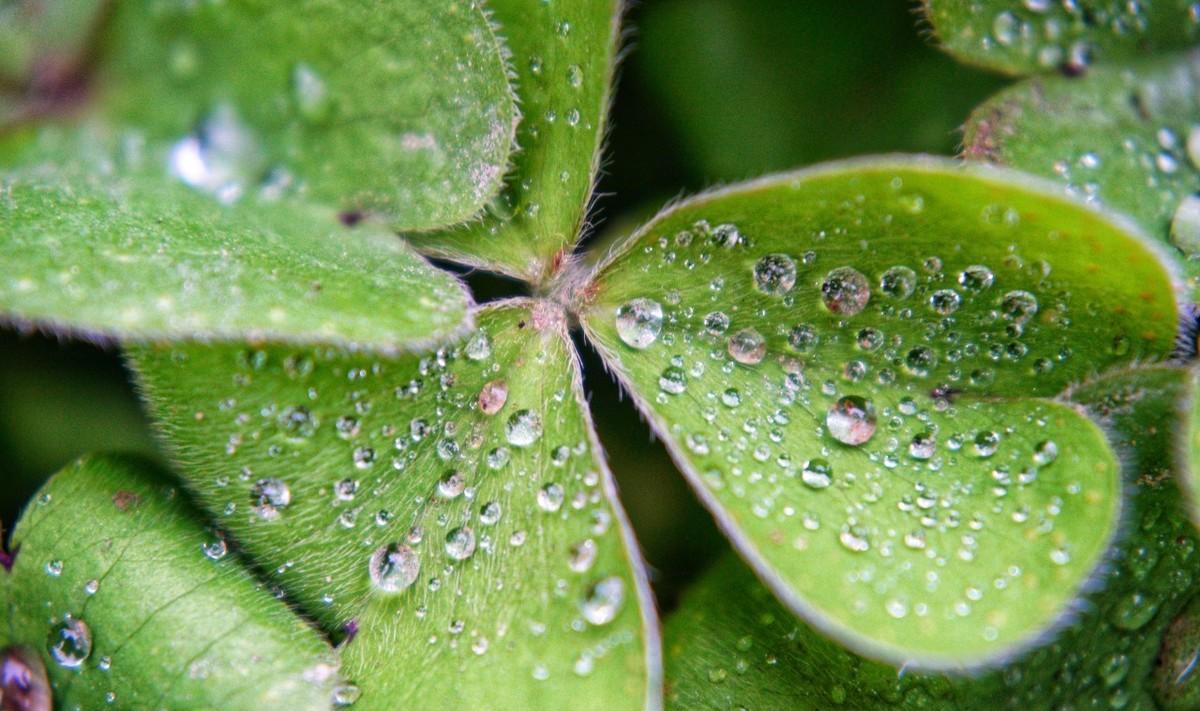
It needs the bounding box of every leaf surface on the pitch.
[664,365,1200,709]
[581,157,1179,666]
[2,453,339,711]
[129,302,660,710]
[407,0,622,281]
[925,0,1200,75]
[965,49,1200,293]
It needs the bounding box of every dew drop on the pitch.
[445,527,477,560]
[292,63,331,123]
[479,501,502,525]
[821,267,870,316]
[438,471,466,499]
[581,577,625,625]
[909,432,936,460]
[1171,194,1200,258]
[1033,440,1058,466]
[753,254,797,295]
[879,266,917,299]
[801,459,833,489]
[569,539,598,573]
[727,328,766,365]
[465,330,492,361]
[1000,290,1039,325]
[659,366,688,394]
[168,104,264,205]
[615,298,663,349]
[479,379,508,415]
[974,431,1001,458]
[47,617,91,669]
[826,396,876,445]
[929,289,962,315]
[703,311,730,335]
[505,409,544,447]
[537,483,565,512]
[250,478,291,520]
[368,543,420,593]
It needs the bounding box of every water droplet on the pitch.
[753,254,797,294]
[659,366,688,394]
[0,646,50,711]
[465,330,492,360]
[445,527,477,560]
[1001,290,1039,325]
[537,483,565,512]
[1113,592,1158,631]
[368,543,420,593]
[332,683,361,707]
[909,432,936,460]
[250,478,291,520]
[1034,440,1058,466]
[821,267,870,316]
[929,288,962,315]
[569,539,598,573]
[974,431,1001,457]
[703,311,730,335]
[438,471,466,499]
[505,409,544,447]
[1171,194,1200,257]
[826,396,876,445]
[202,537,228,560]
[47,617,91,669]
[479,501,502,525]
[801,459,833,489]
[581,577,625,625]
[44,560,62,577]
[788,324,818,352]
[278,406,318,438]
[168,104,264,205]
[292,63,331,123]
[478,379,508,415]
[1153,594,1200,709]
[879,266,916,299]
[727,328,766,365]
[615,298,663,349]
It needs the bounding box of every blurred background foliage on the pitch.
[0,0,1006,611]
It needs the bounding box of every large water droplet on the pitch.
[659,366,688,394]
[478,379,508,415]
[801,458,833,489]
[537,483,565,512]
[615,298,663,349]
[250,478,291,520]
[368,543,420,593]
[821,267,870,316]
[465,330,493,361]
[826,396,876,445]
[47,617,91,669]
[581,577,625,625]
[727,328,766,365]
[1000,290,1039,325]
[753,254,797,295]
[445,527,477,560]
[505,409,544,447]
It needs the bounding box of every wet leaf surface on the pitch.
[129,302,659,710]
[2,454,338,711]
[582,157,1179,666]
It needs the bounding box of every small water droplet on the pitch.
[879,266,916,299]
[537,483,565,512]
[168,104,264,205]
[478,379,508,415]
[465,330,492,360]
[753,254,797,295]
[250,478,291,520]
[801,459,833,489]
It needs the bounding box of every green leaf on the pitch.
[2,453,339,710]
[580,157,1180,667]
[127,302,660,709]
[0,0,106,87]
[964,49,1200,293]
[90,0,517,230]
[0,147,472,351]
[924,0,1200,76]
[664,365,1200,709]
[406,0,622,281]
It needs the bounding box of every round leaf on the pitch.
[665,365,1200,709]
[2,454,339,710]
[965,49,1200,294]
[924,0,1200,75]
[581,157,1179,667]
[128,302,660,710]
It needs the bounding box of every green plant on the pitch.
[1,1,1199,709]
